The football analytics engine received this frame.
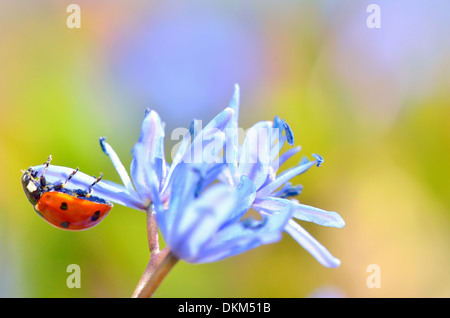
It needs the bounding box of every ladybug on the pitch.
[21,156,112,231]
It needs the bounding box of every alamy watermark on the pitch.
[168,122,289,173]
[366,4,381,29]
[66,4,81,29]
[66,264,81,288]
[366,264,381,288]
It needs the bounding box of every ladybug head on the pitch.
[21,168,42,205]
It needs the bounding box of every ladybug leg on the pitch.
[62,167,79,188]
[87,173,103,197]
[40,155,52,188]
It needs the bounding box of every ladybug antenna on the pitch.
[62,167,79,188]
[87,173,103,197]
[40,155,52,188]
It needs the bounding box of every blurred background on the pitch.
[1,0,449,297]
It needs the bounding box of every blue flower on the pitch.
[219,84,345,268]
[147,85,344,266]
[123,98,295,264]
[152,162,293,263]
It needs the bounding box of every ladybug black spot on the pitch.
[60,221,70,228]
[90,211,101,222]
[60,202,68,210]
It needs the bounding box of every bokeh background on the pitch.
[1,0,449,297]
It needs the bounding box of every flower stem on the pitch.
[132,205,178,298]
[132,251,179,298]
[146,206,160,255]
[132,247,170,297]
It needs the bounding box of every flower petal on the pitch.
[238,121,273,190]
[155,163,201,243]
[284,219,341,268]
[201,107,234,133]
[155,109,233,202]
[253,197,345,228]
[192,206,292,263]
[99,137,138,197]
[224,84,241,185]
[161,128,192,197]
[132,109,167,189]
[167,181,237,262]
[228,83,240,125]
[130,143,161,205]
[192,163,228,196]
[181,108,233,166]
[219,175,256,229]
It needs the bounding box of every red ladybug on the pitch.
[21,156,112,231]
